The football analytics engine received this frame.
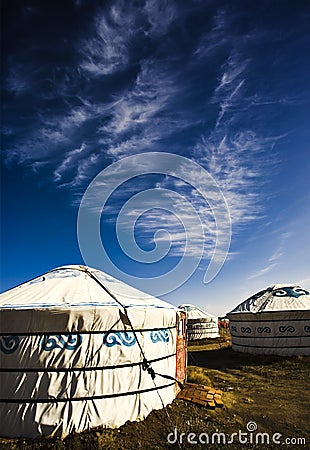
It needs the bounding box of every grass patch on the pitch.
[186,366,212,386]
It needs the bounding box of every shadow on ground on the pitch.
[188,347,298,370]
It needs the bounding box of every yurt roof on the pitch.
[178,303,216,320]
[227,284,310,315]
[0,265,178,311]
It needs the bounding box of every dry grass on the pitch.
[186,366,212,386]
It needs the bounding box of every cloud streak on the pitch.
[247,230,295,281]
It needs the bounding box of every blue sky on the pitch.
[1,0,310,316]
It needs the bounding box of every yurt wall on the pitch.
[227,285,310,356]
[179,304,219,341]
[0,266,187,438]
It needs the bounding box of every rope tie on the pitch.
[142,358,156,380]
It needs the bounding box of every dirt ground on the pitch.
[1,339,309,449]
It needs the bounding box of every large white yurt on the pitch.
[0,265,187,438]
[227,284,310,356]
[178,304,219,340]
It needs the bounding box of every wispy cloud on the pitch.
[97,59,183,158]
[70,153,101,187]
[79,153,230,265]
[54,143,87,182]
[144,0,178,37]
[125,187,216,259]
[247,230,294,280]
[247,262,278,280]
[4,105,92,168]
[215,79,245,127]
[101,61,176,134]
[3,1,183,183]
[211,51,249,128]
[194,131,275,228]
[79,5,133,76]
[194,8,230,59]
[79,0,178,77]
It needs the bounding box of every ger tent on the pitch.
[227,284,310,355]
[0,265,187,438]
[178,304,219,340]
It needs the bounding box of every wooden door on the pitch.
[176,311,187,385]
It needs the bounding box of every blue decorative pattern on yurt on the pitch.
[273,287,309,298]
[41,334,82,351]
[103,331,137,347]
[150,329,170,343]
[102,329,170,347]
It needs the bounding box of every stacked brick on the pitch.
[177,382,224,409]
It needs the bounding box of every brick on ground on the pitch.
[214,398,224,407]
[177,382,224,410]
[207,401,216,409]
[193,399,207,407]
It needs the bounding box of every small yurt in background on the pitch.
[0,265,187,438]
[178,304,219,340]
[227,284,310,356]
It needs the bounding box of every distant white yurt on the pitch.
[227,284,310,356]
[0,265,187,438]
[178,304,219,340]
